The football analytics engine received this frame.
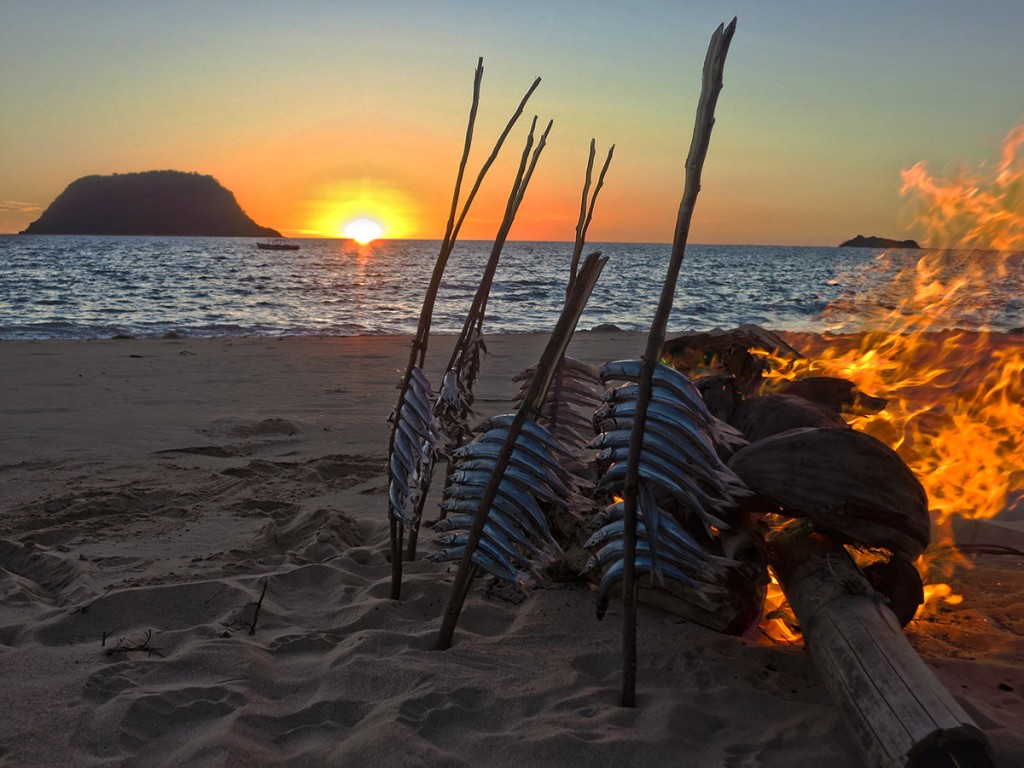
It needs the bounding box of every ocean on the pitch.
[0,236,1020,339]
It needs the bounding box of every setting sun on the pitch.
[345,217,383,244]
[303,179,416,240]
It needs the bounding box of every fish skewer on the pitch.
[387,61,541,598]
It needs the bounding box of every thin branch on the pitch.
[445,116,552,377]
[570,142,615,286]
[438,59,484,279]
[412,74,543,366]
[388,62,540,599]
[388,59,483,597]
[248,578,269,636]
[620,18,737,708]
[406,117,553,561]
[549,141,614,439]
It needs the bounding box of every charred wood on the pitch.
[662,324,803,395]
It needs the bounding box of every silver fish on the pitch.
[598,359,706,409]
[431,513,475,532]
[438,500,558,557]
[588,431,726,489]
[408,365,434,394]
[389,450,416,483]
[450,467,568,509]
[596,462,734,528]
[452,440,572,481]
[455,457,574,498]
[583,537,701,576]
[597,398,711,435]
[595,556,718,620]
[388,480,420,525]
[401,388,433,426]
[445,479,551,536]
[472,416,575,458]
[436,528,528,572]
[594,446,729,504]
[584,516,726,573]
[599,381,706,419]
[430,543,530,588]
[597,458,715,507]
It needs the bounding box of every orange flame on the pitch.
[761,568,801,643]
[757,124,1024,628]
[917,581,964,619]
[901,124,1024,252]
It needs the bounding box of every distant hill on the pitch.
[21,170,280,237]
[839,234,921,249]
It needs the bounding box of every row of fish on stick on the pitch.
[389,355,753,618]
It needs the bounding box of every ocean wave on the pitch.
[1,237,1020,339]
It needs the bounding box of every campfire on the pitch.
[767,122,1024,618]
[385,21,1014,768]
[648,123,1023,767]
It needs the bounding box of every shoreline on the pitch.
[1,330,1021,765]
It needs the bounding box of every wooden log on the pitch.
[769,529,993,768]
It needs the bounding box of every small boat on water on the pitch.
[256,238,300,251]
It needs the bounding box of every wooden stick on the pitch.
[769,529,993,768]
[388,59,483,599]
[444,116,553,379]
[620,18,736,707]
[434,251,608,650]
[406,116,553,560]
[570,141,615,287]
[248,578,269,636]
[388,63,540,599]
[547,140,615,438]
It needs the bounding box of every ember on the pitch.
[762,567,800,643]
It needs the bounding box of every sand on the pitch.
[1,332,1021,767]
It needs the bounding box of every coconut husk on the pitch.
[778,376,887,415]
[727,427,930,558]
[729,393,849,442]
[861,553,925,627]
[694,374,741,423]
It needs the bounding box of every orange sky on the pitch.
[2,2,1023,245]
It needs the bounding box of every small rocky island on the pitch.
[839,234,921,249]
[21,170,280,237]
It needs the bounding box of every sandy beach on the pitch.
[1,331,1021,767]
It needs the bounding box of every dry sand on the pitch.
[1,332,1021,766]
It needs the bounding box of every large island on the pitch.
[20,170,280,237]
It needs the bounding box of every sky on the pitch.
[2,1,1022,245]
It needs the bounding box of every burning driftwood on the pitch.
[663,325,994,767]
[770,530,992,768]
